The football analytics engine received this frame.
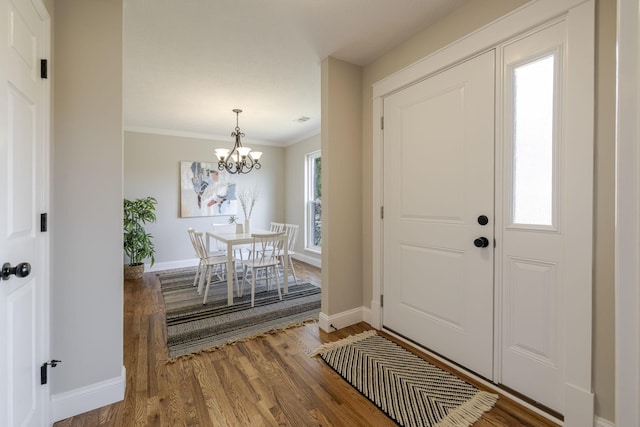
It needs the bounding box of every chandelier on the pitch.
[214,109,262,174]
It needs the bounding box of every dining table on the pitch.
[206,228,289,305]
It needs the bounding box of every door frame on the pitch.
[36,0,52,422]
[615,0,640,425]
[371,0,594,424]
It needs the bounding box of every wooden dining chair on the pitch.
[239,232,285,307]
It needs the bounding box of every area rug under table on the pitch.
[158,268,321,359]
[312,330,498,427]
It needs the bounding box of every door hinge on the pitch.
[380,206,384,219]
[40,360,61,385]
[40,59,48,79]
[380,294,384,307]
[380,116,384,130]
[40,213,48,232]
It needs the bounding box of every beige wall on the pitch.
[285,134,321,265]
[321,57,363,315]
[124,131,286,268]
[52,0,123,399]
[359,0,615,422]
[593,0,616,420]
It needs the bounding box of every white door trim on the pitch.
[36,0,52,423]
[615,0,640,425]
[371,0,594,424]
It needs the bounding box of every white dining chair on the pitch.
[187,228,205,288]
[188,227,227,289]
[253,221,285,258]
[192,230,239,304]
[269,222,285,233]
[275,224,299,284]
[239,232,285,307]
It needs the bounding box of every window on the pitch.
[511,54,556,227]
[306,151,321,252]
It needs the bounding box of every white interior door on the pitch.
[0,0,49,425]
[382,51,495,379]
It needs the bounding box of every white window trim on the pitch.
[305,150,321,253]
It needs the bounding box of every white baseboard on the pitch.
[50,366,126,424]
[147,258,198,272]
[318,312,331,332]
[292,253,321,268]
[318,306,367,332]
[595,416,615,427]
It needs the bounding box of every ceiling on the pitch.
[123,0,468,146]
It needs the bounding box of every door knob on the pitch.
[1,262,31,281]
[473,237,490,248]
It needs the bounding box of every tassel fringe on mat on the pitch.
[166,319,316,364]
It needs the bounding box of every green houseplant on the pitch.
[123,197,157,280]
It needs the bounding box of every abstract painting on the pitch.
[180,161,238,217]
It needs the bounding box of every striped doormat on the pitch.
[158,268,321,359]
[312,331,498,427]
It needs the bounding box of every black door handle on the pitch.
[1,262,31,280]
[474,237,490,248]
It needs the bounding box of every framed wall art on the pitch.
[180,160,238,217]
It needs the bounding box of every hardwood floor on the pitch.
[55,260,558,426]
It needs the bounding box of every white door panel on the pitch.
[383,51,495,379]
[499,21,568,412]
[0,0,49,426]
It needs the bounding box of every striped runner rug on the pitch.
[312,331,498,427]
[158,268,321,359]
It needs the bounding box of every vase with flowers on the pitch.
[237,186,258,233]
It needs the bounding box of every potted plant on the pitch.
[123,196,157,280]
[228,214,243,233]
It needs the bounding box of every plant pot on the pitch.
[124,263,145,280]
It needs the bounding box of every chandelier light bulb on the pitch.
[215,148,229,161]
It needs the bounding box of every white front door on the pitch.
[382,51,496,378]
[0,0,50,426]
